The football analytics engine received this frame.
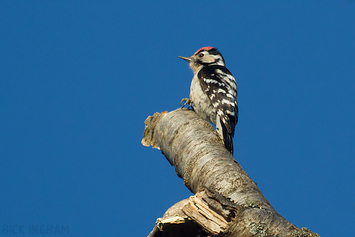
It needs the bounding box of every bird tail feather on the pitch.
[216,115,233,154]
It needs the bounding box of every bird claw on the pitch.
[180,98,193,109]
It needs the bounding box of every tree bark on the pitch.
[142,108,319,237]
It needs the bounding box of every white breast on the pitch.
[190,74,217,124]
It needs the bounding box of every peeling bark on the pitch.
[143,108,319,237]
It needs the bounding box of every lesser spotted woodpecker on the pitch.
[179,47,238,154]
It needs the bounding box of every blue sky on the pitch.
[0,1,354,236]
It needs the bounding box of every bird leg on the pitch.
[180,98,194,109]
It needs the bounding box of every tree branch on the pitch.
[143,108,319,237]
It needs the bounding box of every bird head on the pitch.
[179,47,225,73]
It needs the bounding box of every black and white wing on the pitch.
[198,65,238,153]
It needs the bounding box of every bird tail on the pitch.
[216,116,234,154]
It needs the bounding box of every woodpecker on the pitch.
[179,47,238,154]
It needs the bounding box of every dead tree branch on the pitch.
[142,108,319,237]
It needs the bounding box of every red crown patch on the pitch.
[195,46,215,54]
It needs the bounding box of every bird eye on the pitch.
[199,53,204,57]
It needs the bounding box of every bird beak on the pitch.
[178,56,192,62]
